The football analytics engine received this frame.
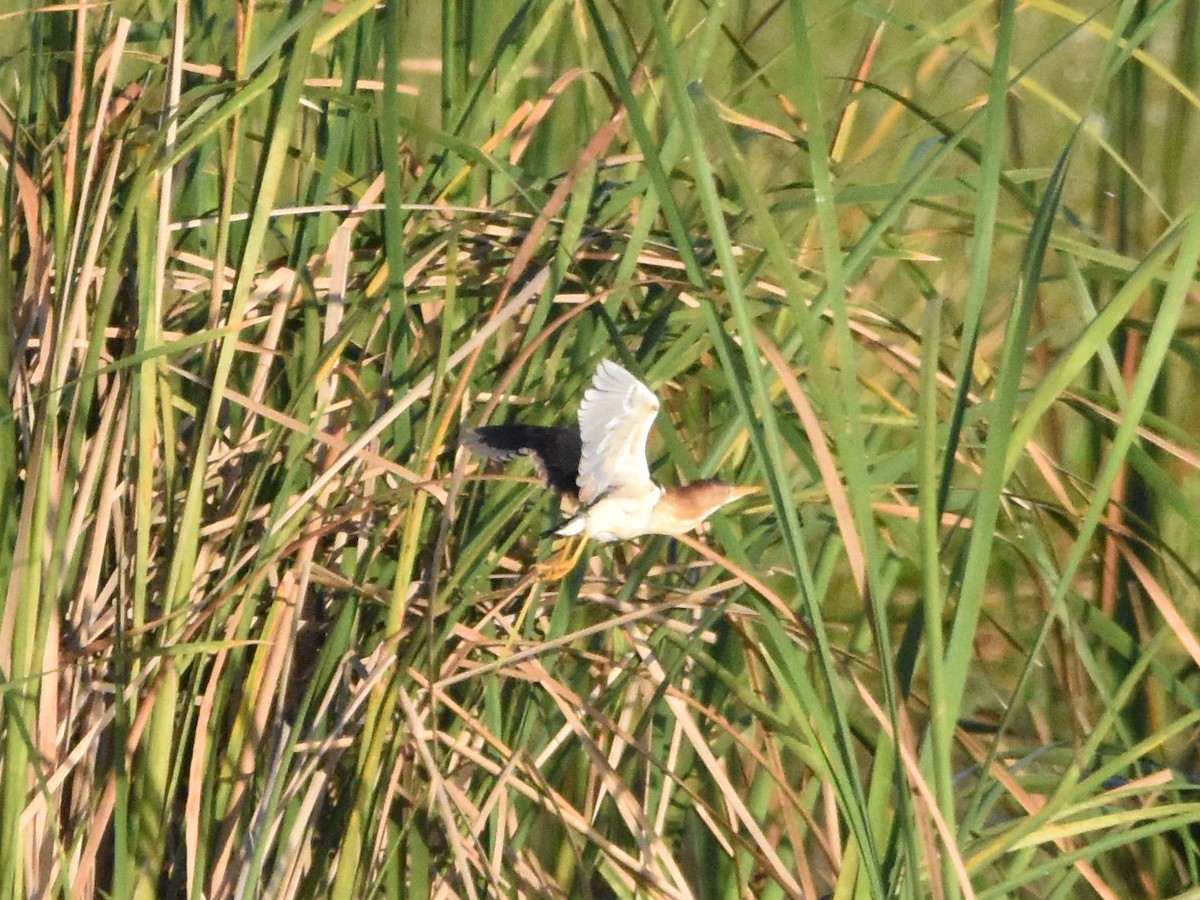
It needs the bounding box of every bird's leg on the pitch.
[537,535,589,581]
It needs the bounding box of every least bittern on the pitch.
[464,359,756,578]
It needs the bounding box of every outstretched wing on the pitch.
[576,359,659,504]
[462,424,582,497]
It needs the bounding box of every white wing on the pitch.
[576,359,659,504]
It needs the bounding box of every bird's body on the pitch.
[556,482,665,542]
[464,359,754,575]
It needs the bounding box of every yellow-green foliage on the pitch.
[2,1,1199,897]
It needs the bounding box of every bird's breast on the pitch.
[573,485,663,542]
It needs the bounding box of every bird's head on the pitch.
[649,479,760,535]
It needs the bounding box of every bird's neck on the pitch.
[646,488,709,535]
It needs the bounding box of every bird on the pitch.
[463,359,757,578]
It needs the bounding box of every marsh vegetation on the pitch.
[2,0,1200,896]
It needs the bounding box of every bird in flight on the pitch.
[464,359,757,578]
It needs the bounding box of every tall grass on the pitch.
[2,0,1199,896]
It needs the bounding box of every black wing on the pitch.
[462,424,582,498]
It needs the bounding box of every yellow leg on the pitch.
[536,536,589,580]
